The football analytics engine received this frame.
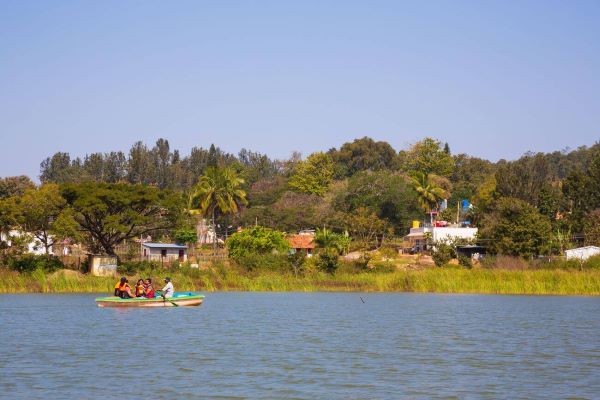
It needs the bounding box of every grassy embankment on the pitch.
[2,266,600,295]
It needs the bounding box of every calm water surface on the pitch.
[1,293,600,399]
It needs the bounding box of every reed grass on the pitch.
[2,267,600,295]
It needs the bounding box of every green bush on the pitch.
[583,256,600,270]
[174,228,198,245]
[234,253,291,273]
[354,253,371,270]
[317,250,339,274]
[117,260,161,275]
[378,246,397,259]
[8,254,64,273]
[302,256,320,274]
[481,255,530,270]
[458,254,472,268]
[432,244,453,267]
[288,252,306,276]
[315,228,351,254]
[226,226,289,259]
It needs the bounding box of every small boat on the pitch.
[95,292,205,308]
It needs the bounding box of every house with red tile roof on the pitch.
[287,230,315,257]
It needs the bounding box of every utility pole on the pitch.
[456,201,460,225]
[212,209,217,256]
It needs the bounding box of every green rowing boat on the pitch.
[95,292,205,307]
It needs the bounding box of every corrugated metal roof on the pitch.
[142,243,187,249]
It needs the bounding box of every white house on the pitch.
[565,246,600,261]
[142,243,188,262]
[142,243,187,262]
[406,225,478,251]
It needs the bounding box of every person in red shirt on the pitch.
[144,278,156,299]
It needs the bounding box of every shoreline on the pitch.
[2,268,600,296]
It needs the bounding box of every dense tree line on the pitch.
[2,137,600,258]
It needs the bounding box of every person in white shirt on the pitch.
[160,277,174,298]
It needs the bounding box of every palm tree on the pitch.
[189,166,248,253]
[410,172,447,221]
[315,227,351,254]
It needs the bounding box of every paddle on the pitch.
[157,290,179,307]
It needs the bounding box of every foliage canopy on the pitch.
[288,152,334,196]
[61,182,182,255]
[226,226,289,259]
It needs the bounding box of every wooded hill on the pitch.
[2,136,600,257]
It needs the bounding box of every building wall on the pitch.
[565,247,600,261]
[408,227,478,242]
[89,255,117,276]
[143,247,187,262]
[432,227,478,242]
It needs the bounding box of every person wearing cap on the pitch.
[160,277,174,298]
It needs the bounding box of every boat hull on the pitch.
[95,293,204,308]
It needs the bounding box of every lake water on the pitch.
[1,293,600,399]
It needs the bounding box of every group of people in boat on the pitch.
[114,276,174,299]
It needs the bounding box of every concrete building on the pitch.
[142,243,188,262]
[287,230,316,257]
[565,246,600,261]
[406,225,478,252]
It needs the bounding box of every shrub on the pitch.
[234,253,291,273]
[8,254,64,273]
[458,254,472,268]
[226,226,289,259]
[288,252,306,276]
[378,246,397,259]
[317,250,339,274]
[482,255,530,270]
[117,260,161,275]
[354,253,371,270]
[337,254,371,274]
[302,256,320,274]
[315,228,351,254]
[583,256,600,270]
[174,228,198,245]
[479,197,553,257]
[432,243,454,267]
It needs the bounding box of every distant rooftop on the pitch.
[287,234,315,249]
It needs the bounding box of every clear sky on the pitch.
[1,0,599,179]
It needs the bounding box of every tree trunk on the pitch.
[212,209,217,256]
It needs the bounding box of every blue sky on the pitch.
[1,0,599,179]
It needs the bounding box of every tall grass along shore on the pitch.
[2,267,600,296]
